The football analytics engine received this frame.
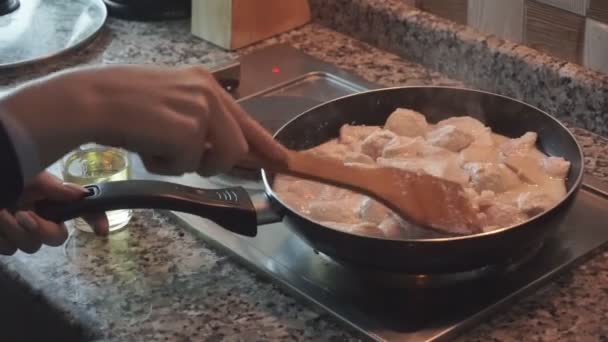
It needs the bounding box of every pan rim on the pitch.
[260,85,585,243]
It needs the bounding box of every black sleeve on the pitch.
[0,119,24,209]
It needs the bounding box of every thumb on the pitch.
[25,173,110,236]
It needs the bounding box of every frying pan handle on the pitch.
[34,180,258,237]
[250,191,282,225]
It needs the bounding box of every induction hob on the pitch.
[133,44,608,341]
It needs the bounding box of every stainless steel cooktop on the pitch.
[135,44,608,341]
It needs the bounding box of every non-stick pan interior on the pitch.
[262,86,584,240]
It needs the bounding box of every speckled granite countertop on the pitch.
[311,0,608,137]
[1,8,608,342]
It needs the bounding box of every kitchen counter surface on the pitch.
[311,0,608,137]
[1,14,608,342]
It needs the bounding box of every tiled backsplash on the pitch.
[412,0,608,74]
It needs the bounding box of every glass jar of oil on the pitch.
[61,144,132,233]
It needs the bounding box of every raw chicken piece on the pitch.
[317,185,360,201]
[346,222,385,237]
[378,155,470,185]
[344,161,380,169]
[379,215,446,239]
[459,145,500,164]
[344,152,375,165]
[477,190,499,207]
[504,178,566,209]
[541,156,571,179]
[272,175,299,193]
[472,127,495,147]
[381,136,414,158]
[359,198,391,224]
[274,178,327,213]
[308,197,365,224]
[516,191,556,216]
[463,162,522,193]
[464,188,496,209]
[437,116,485,133]
[279,193,309,213]
[377,215,404,239]
[321,221,384,237]
[339,124,381,147]
[437,116,493,146]
[360,130,397,160]
[376,157,423,173]
[283,180,325,200]
[425,125,473,152]
[381,136,448,159]
[501,154,546,185]
[384,108,428,137]
[304,140,351,161]
[499,132,538,156]
[463,187,480,209]
[478,203,527,231]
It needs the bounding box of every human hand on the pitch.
[1,64,287,177]
[0,172,108,255]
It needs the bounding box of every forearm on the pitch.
[0,108,40,184]
[0,71,106,174]
[0,118,24,208]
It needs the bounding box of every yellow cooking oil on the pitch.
[61,145,132,232]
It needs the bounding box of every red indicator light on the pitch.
[272,66,281,73]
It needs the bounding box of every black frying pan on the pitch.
[36,86,584,274]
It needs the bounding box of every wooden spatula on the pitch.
[240,150,481,235]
